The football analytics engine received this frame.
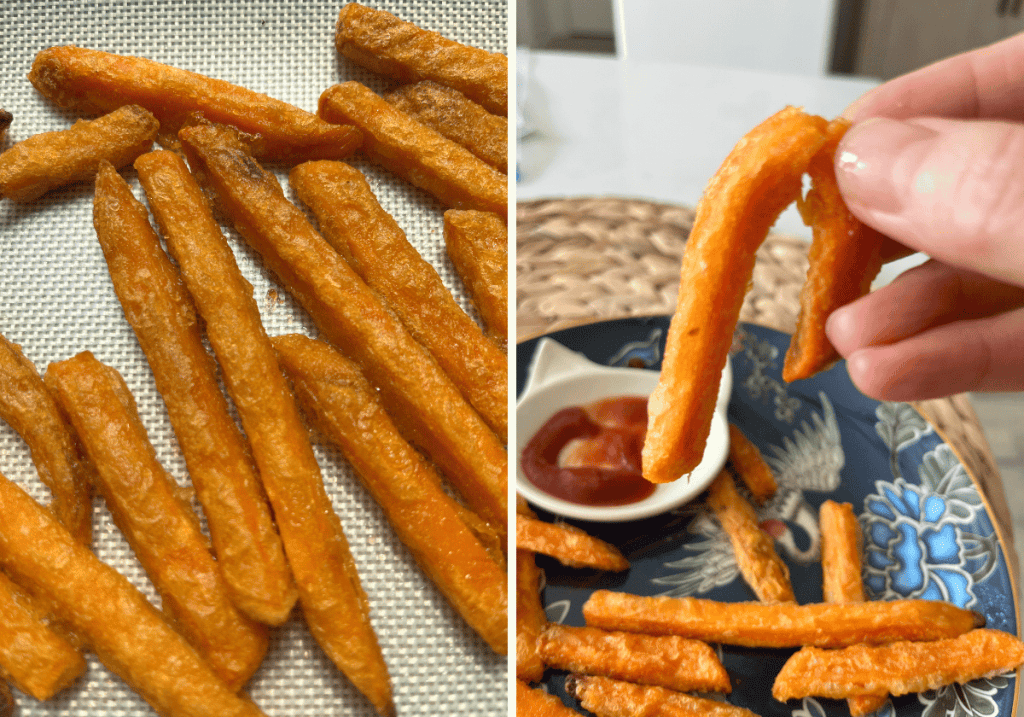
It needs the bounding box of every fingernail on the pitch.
[835,118,939,215]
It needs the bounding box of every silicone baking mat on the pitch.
[0,1,507,715]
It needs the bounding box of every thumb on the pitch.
[835,116,1024,288]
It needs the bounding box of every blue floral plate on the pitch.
[516,317,1021,717]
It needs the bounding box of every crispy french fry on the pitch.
[539,623,731,694]
[335,3,507,116]
[516,548,547,683]
[28,46,360,163]
[94,158,296,627]
[0,104,157,201]
[271,333,508,654]
[725,424,776,503]
[178,122,507,533]
[442,209,508,344]
[772,629,1024,702]
[129,150,392,715]
[0,469,268,717]
[783,118,885,382]
[289,160,507,437]
[582,591,983,648]
[516,679,579,717]
[384,81,507,173]
[318,81,507,215]
[707,469,793,603]
[569,675,758,717]
[0,570,85,701]
[44,352,268,692]
[0,334,92,545]
[516,514,629,572]
[0,109,11,140]
[0,677,12,717]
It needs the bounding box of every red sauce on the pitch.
[521,395,655,506]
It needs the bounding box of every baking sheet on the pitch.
[0,2,508,715]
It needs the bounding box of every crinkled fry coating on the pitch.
[516,514,629,572]
[516,679,579,717]
[569,675,759,717]
[516,549,547,683]
[443,209,509,344]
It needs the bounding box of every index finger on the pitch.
[844,31,1024,122]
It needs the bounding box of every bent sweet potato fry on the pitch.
[178,122,507,533]
[289,160,507,437]
[335,3,507,116]
[772,628,1024,701]
[443,209,509,344]
[272,333,508,654]
[0,469,268,717]
[318,82,507,215]
[94,158,296,627]
[516,548,547,682]
[569,675,758,717]
[582,591,983,648]
[45,352,268,692]
[28,46,360,163]
[539,623,731,693]
[726,423,776,503]
[517,679,579,717]
[0,333,92,545]
[516,514,629,572]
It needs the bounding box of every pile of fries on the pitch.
[0,3,507,716]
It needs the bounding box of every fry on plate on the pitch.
[272,333,508,655]
[582,591,983,648]
[516,679,579,717]
[568,675,759,717]
[289,160,507,437]
[442,209,509,344]
[516,514,629,572]
[97,157,297,627]
[0,104,157,201]
[28,46,361,163]
[335,3,507,116]
[516,548,547,683]
[318,81,507,215]
[725,423,776,503]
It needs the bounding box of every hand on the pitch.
[824,31,1024,401]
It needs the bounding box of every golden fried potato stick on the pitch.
[783,118,886,382]
[271,333,508,654]
[45,352,268,691]
[93,159,296,627]
[0,104,157,202]
[725,424,776,503]
[443,209,509,344]
[0,570,85,701]
[0,108,11,140]
[516,514,629,572]
[516,679,579,717]
[336,3,507,116]
[0,334,92,545]
[773,628,1024,702]
[707,469,793,603]
[643,107,829,484]
[539,623,731,694]
[0,470,269,717]
[582,591,983,648]
[516,549,547,683]
[0,677,13,717]
[384,81,507,173]
[178,122,507,533]
[129,150,393,716]
[28,46,361,163]
[569,675,759,717]
[289,160,507,437]
[318,82,507,215]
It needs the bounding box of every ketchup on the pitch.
[521,396,655,506]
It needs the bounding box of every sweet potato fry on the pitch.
[516,548,547,682]
[0,570,85,701]
[516,514,628,572]
[707,469,793,602]
[442,209,509,343]
[643,107,829,484]
[94,158,296,627]
[772,628,1024,702]
[516,679,579,717]
[783,118,886,382]
[0,104,157,201]
[0,333,92,545]
[384,81,507,173]
[0,469,268,717]
[28,46,361,163]
[129,150,392,715]
[539,623,731,693]
[335,3,507,116]
[0,108,11,140]
[289,160,507,437]
[725,423,776,503]
[318,81,507,215]
[178,122,507,532]
[44,352,268,692]
[569,675,759,717]
[271,333,508,654]
[582,591,983,648]
[0,677,12,717]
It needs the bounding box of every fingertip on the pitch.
[825,306,857,357]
